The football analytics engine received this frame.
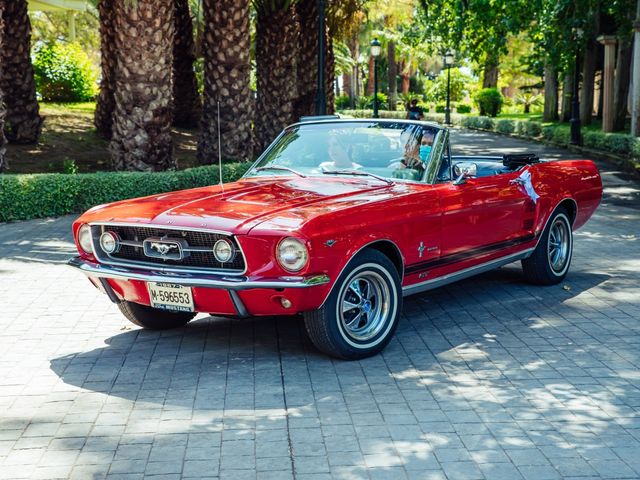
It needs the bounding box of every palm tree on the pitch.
[109,0,175,171]
[94,0,117,138]
[197,0,252,163]
[0,0,42,144]
[254,0,299,154]
[0,2,7,172]
[294,0,319,119]
[173,0,201,128]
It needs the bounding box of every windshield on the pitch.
[245,121,441,182]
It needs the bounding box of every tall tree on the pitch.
[0,0,7,172]
[387,41,397,110]
[109,0,175,171]
[173,0,201,128]
[543,61,559,121]
[94,0,117,138]
[0,0,42,144]
[294,0,320,119]
[254,0,299,154]
[611,0,635,131]
[418,0,534,89]
[197,0,252,163]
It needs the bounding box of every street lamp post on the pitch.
[444,49,454,125]
[570,28,584,145]
[316,0,327,115]
[371,38,381,118]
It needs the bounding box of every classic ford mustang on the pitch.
[69,119,602,359]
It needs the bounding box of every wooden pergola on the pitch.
[28,0,89,41]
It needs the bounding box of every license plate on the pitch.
[147,282,195,312]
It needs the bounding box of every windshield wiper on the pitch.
[255,166,306,178]
[322,169,393,185]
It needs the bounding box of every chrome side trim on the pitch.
[68,257,330,291]
[402,249,534,297]
[89,222,248,276]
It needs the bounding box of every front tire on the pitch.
[118,301,196,330]
[522,207,573,285]
[304,249,402,360]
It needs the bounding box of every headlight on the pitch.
[277,238,308,272]
[78,224,93,254]
[99,231,120,254]
[213,239,235,263]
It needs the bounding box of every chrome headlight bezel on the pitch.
[78,224,93,254]
[213,239,235,263]
[99,231,120,254]
[276,237,309,272]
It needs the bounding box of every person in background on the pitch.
[406,99,424,120]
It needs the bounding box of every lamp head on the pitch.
[370,38,382,57]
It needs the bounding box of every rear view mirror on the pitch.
[453,162,477,185]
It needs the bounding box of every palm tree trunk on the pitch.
[0,3,7,172]
[173,0,201,128]
[254,1,299,153]
[109,0,175,171]
[0,0,42,144]
[94,0,117,138]
[294,0,318,119]
[366,56,375,96]
[197,0,252,163]
[325,34,335,114]
[387,41,397,111]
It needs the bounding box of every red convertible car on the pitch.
[69,119,602,359]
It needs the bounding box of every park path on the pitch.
[0,130,639,480]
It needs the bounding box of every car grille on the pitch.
[91,224,245,273]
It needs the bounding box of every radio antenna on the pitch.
[217,101,224,191]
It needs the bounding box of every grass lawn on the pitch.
[5,102,200,174]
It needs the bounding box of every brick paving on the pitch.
[1,131,639,479]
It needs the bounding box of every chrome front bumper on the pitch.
[68,257,331,290]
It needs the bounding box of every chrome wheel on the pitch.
[548,217,570,273]
[339,271,391,342]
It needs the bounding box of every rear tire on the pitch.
[118,301,196,330]
[304,249,402,360]
[522,207,573,285]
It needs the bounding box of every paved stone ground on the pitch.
[1,131,639,480]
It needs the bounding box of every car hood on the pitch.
[78,176,399,234]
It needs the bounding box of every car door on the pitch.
[437,167,536,267]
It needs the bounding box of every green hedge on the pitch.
[0,163,251,223]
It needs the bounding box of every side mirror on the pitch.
[453,162,477,185]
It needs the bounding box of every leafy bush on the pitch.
[516,121,527,136]
[435,103,446,114]
[355,96,369,109]
[476,116,495,130]
[0,164,251,223]
[551,126,570,145]
[495,119,515,134]
[542,125,556,141]
[604,134,634,155]
[456,103,472,114]
[525,122,542,138]
[335,94,351,110]
[473,88,503,117]
[366,93,388,110]
[582,131,606,150]
[461,116,478,129]
[33,42,98,102]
